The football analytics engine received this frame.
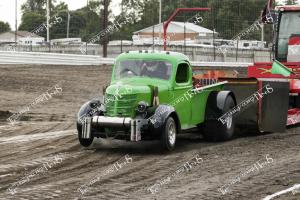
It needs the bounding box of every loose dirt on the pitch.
[0,64,299,200]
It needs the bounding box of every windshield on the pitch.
[277,12,300,61]
[114,59,172,80]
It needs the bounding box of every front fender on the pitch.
[77,98,104,124]
[148,104,181,132]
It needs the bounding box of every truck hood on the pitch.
[104,79,170,117]
[108,78,170,95]
[106,81,151,96]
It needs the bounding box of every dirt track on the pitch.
[0,64,299,200]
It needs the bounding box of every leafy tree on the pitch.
[110,0,153,41]
[0,21,11,33]
[127,0,272,42]
[284,0,298,5]
[21,0,57,14]
[49,0,106,41]
[49,10,86,39]
[19,0,60,37]
[18,12,45,34]
[19,0,93,40]
[50,2,70,39]
[18,0,277,45]
[52,1,68,13]
[85,0,103,40]
[21,0,46,14]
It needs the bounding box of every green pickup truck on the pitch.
[77,51,237,151]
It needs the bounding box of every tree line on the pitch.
[0,0,298,43]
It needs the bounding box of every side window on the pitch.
[176,63,189,83]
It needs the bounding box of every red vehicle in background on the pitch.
[193,2,300,133]
[247,4,300,127]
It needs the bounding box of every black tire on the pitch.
[77,123,94,147]
[160,116,177,151]
[203,95,236,142]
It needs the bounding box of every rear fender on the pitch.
[205,91,236,120]
[216,91,237,110]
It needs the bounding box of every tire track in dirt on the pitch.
[0,128,74,163]
[0,122,76,185]
[2,127,299,200]
[0,65,299,200]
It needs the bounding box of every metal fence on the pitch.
[0,0,275,62]
[0,51,253,67]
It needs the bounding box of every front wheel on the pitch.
[77,123,94,147]
[160,116,177,151]
[203,95,236,142]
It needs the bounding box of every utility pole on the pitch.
[152,24,155,51]
[103,0,108,57]
[120,0,123,53]
[46,0,50,42]
[15,0,17,48]
[212,7,216,61]
[184,22,186,54]
[86,0,89,55]
[67,11,70,38]
[261,23,264,42]
[159,0,162,44]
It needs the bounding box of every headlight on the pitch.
[137,101,148,113]
[89,100,101,109]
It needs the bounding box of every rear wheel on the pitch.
[77,123,94,147]
[203,95,236,141]
[161,117,177,151]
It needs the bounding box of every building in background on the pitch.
[132,21,218,45]
[0,31,44,46]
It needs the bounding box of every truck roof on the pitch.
[276,5,300,11]
[115,50,190,63]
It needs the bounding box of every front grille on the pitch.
[104,93,137,117]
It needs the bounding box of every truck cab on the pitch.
[274,6,300,62]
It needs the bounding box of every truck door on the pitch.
[173,62,192,129]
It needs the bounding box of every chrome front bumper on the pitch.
[81,116,148,141]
